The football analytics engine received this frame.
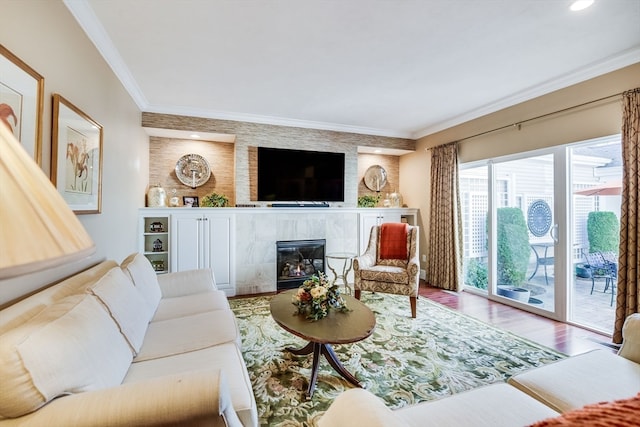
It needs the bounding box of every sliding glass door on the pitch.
[461,136,621,334]
[569,136,621,333]
[461,152,560,317]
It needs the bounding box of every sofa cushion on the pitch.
[88,267,153,354]
[508,348,640,413]
[152,290,231,322]
[360,265,409,284]
[395,383,559,427]
[0,260,118,336]
[124,342,257,427]
[0,294,132,418]
[528,392,640,427]
[120,252,162,312]
[134,309,240,362]
[317,388,404,427]
[618,313,640,364]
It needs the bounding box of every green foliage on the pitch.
[587,211,619,253]
[358,194,381,207]
[495,207,530,286]
[464,258,488,290]
[201,192,229,207]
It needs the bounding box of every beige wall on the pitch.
[1,0,147,305]
[401,63,640,281]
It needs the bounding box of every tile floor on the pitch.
[518,267,616,334]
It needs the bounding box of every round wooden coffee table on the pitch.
[270,289,376,399]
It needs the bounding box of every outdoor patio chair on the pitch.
[584,251,617,306]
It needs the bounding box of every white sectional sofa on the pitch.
[0,253,257,427]
[319,313,640,427]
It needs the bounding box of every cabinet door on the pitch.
[359,212,381,254]
[358,210,403,254]
[171,213,207,272]
[204,214,234,290]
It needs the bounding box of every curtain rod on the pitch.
[455,91,624,143]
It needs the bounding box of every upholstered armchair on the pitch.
[354,223,420,318]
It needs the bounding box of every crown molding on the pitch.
[412,47,640,139]
[63,0,148,110]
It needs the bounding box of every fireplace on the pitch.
[276,239,326,290]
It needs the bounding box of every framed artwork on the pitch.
[51,94,103,214]
[0,44,44,165]
[183,196,199,207]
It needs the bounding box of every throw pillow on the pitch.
[88,267,153,354]
[0,294,132,418]
[120,252,162,312]
[528,393,640,427]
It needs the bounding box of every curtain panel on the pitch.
[613,88,640,344]
[427,142,463,291]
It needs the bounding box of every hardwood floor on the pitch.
[419,282,618,356]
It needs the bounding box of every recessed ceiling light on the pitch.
[570,0,594,11]
[190,134,200,138]
[374,149,382,154]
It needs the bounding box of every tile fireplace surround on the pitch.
[235,208,358,295]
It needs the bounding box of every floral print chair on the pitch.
[354,223,420,318]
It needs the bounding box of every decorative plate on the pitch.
[364,165,387,192]
[527,199,552,237]
[175,154,211,188]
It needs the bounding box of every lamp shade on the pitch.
[0,122,95,279]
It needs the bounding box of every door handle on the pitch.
[550,224,559,244]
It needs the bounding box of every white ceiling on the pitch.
[65,0,640,140]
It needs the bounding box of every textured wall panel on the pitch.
[143,113,415,206]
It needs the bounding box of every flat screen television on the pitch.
[257,147,345,202]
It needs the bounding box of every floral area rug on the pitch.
[229,292,566,427]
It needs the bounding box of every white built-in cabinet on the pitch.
[170,212,235,294]
[139,209,235,295]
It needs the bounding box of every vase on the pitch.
[147,183,167,207]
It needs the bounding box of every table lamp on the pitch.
[0,122,95,279]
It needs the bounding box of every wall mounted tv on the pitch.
[257,147,345,202]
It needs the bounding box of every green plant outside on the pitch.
[465,258,488,290]
[358,194,381,207]
[587,211,619,253]
[495,207,530,286]
[201,192,229,207]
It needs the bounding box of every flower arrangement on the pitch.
[292,272,349,321]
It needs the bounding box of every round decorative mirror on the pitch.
[175,153,211,188]
[363,165,387,192]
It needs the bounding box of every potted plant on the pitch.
[201,192,229,207]
[358,194,381,208]
[493,207,531,301]
[494,207,530,286]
